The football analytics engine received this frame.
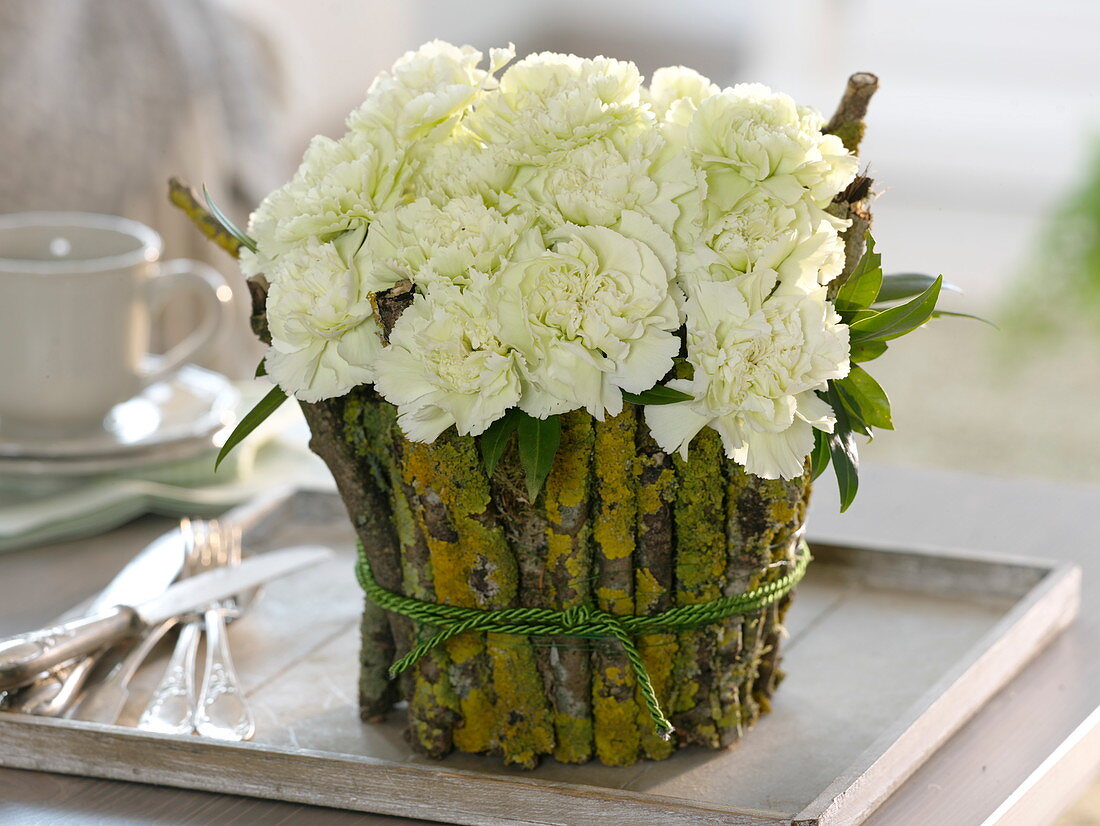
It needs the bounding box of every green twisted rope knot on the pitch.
[356,540,812,739]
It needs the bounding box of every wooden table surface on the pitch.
[1,463,1097,825]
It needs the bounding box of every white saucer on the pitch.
[0,366,239,476]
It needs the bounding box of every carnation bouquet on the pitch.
[174,41,961,768]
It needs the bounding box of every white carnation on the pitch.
[375,275,523,441]
[248,129,410,267]
[265,229,382,403]
[504,127,697,241]
[681,190,848,300]
[363,196,537,291]
[646,280,849,480]
[670,83,857,213]
[347,40,489,143]
[493,217,682,419]
[647,66,719,119]
[415,134,516,208]
[465,52,650,163]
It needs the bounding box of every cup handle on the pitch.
[142,259,231,387]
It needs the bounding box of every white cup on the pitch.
[0,211,230,438]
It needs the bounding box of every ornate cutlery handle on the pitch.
[0,608,137,690]
[138,621,201,735]
[5,656,98,717]
[194,607,254,741]
[76,618,177,724]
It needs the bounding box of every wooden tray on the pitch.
[0,489,1080,825]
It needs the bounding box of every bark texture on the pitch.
[342,405,812,766]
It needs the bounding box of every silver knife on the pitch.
[0,545,332,691]
[0,528,185,714]
[4,486,297,716]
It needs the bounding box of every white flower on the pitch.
[363,196,537,291]
[414,134,516,208]
[680,190,848,300]
[646,280,849,480]
[464,51,650,163]
[647,66,719,119]
[346,40,490,143]
[375,275,523,441]
[248,129,410,267]
[504,127,697,242]
[669,83,857,213]
[493,216,682,419]
[264,228,382,403]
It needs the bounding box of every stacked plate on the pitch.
[0,366,239,478]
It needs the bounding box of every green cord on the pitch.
[356,540,812,739]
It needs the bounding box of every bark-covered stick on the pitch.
[591,408,642,766]
[824,72,879,297]
[670,429,728,747]
[542,411,595,764]
[632,420,678,760]
[381,420,461,756]
[486,440,557,760]
[167,177,244,259]
[400,434,553,768]
[721,469,811,741]
[296,393,403,721]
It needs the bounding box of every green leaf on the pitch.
[255,359,267,378]
[849,275,943,343]
[480,411,519,475]
[516,413,562,500]
[833,366,893,430]
[622,386,693,405]
[850,339,888,363]
[825,386,860,512]
[931,309,999,329]
[875,273,961,304]
[215,385,287,470]
[834,234,882,314]
[810,428,831,481]
[203,184,258,253]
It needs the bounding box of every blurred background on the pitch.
[0,0,1098,820]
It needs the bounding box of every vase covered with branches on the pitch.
[176,42,956,768]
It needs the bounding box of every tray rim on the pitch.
[0,510,1081,826]
[792,538,1081,825]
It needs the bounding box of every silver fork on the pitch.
[136,519,210,734]
[193,522,255,741]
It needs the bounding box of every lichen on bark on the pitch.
[591,408,642,766]
[540,410,595,763]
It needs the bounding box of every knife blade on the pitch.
[3,486,297,716]
[0,545,332,690]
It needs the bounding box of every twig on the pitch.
[167,177,243,259]
[825,72,879,153]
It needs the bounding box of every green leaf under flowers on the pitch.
[215,385,287,470]
[875,273,961,304]
[622,386,693,405]
[833,366,893,431]
[480,411,520,475]
[849,275,943,343]
[931,309,999,329]
[255,359,267,378]
[810,428,831,480]
[203,184,258,254]
[825,386,860,512]
[850,339,888,363]
[834,234,882,314]
[516,412,562,500]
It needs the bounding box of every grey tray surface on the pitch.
[0,490,1080,826]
